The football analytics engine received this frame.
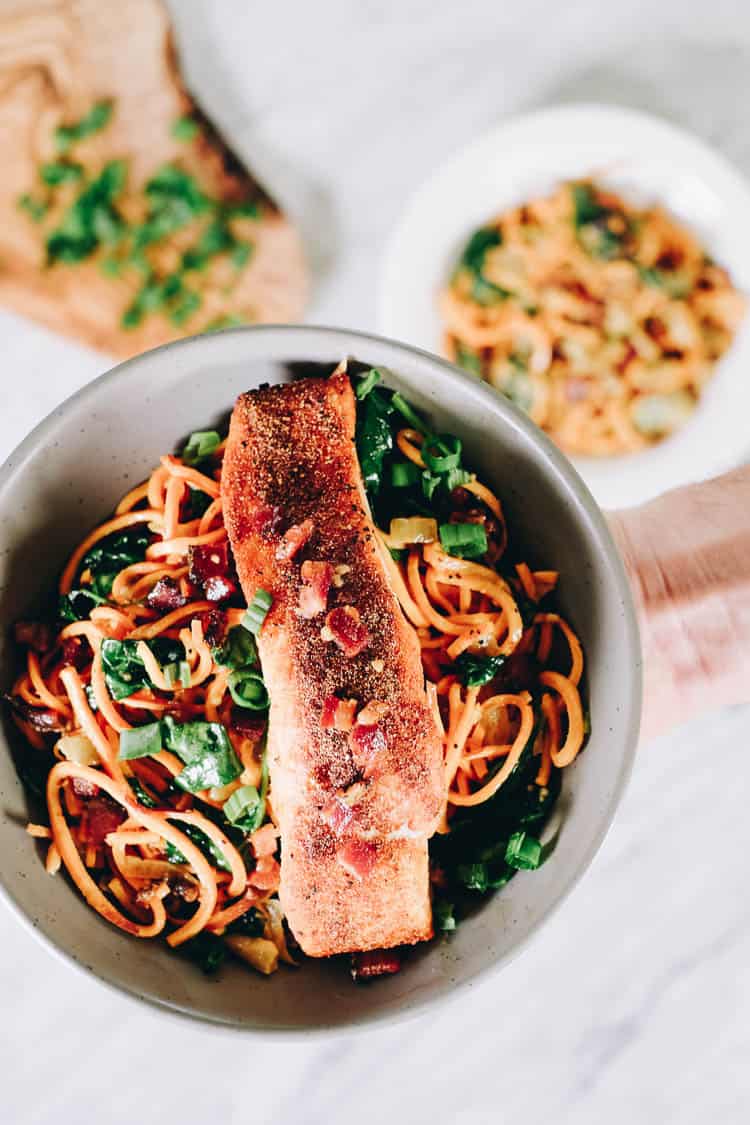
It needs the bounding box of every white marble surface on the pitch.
[2,1,750,1121]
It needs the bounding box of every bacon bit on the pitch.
[276,518,314,561]
[146,576,188,612]
[357,699,389,726]
[349,722,387,778]
[338,838,378,881]
[644,315,667,344]
[188,542,239,603]
[351,949,402,981]
[3,694,64,733]
[200,608,227,650]
[250,823,278,857]
[249,854,280,891]
[321,695,358,731]
[72,775,99,799]
[322,796,355,836]
[298,560,334,618]
[248,503,283,537]
[230,709,266,741]
[61,636,91,671]
[81,797,125,846]
[325,605,370,657]
[14,621,53,653]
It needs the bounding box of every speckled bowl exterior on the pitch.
[0,326,641,1032]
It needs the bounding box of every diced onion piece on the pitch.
[388,517,438,547]
[56,733,99,766]
[225,935,279,975]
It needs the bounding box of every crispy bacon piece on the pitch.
[249,854,280,891]
[357,699,389,726]
[276,518,315,561]
[230,709,266,741]
[349,722,387,778]
[326,605,370,657]
[200,609,227,650]
[321,694,357,731]
[14,621,52,653]
[71,776,99,799]
[338,838,378,881]
[351,948,402,981]
[4,694,64,733]
[188,542,239,603]
[322,795,355,836]
[81,796,125,846]
[248,503,283,537]
[61,636,91,671]
[298,560,334,618]
[146,576,187,612]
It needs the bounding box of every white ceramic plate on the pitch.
[379,103,750,509]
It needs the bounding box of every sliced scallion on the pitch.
[390,392,430,435]
[438,521,488,559]
[355,368,382,400]
[390,461,420,488]
[223,784,264,832]
[181,429,221,465]
[422,433,462,474]
[228,670,269,710]
[505,831,543,871]
[242,588,272,635]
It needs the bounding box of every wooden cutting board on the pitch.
[0,0,308,356]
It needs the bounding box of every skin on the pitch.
[608,465,750,739]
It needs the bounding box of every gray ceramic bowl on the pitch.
[0,325,641,1032]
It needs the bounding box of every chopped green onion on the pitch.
[119,721,162,760]
[390,461,421,488]
[171,115,200,142]
[242,588,272,635]
[355,368,382,400]
[228,670,269,710]
[422,434,462,474]
[433,899,457,932]
[505,831,543,870]
[421,472,441,501]
[439,522,488,559]
[163,660,192,688]
[444,467,473,492]
[55,100,113,153]
[181,429,220,465]
[223,784,264,833]
[390,392,430,435]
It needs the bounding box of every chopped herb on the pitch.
[181,932,226,975]
[100,636,185,700]
[355,368,382,400]
[223,784,264,833]
[119,721,163,760]
[46,160,127,265]
[18,194,49,222]
[454,651,506,688]
[212,625,258,671]
[203,313,247,333]
[181,429,220,466]
[55,100,113,153]
[242,589,272,636]
[230,241,252,269]
[161,716,243,792]
[433,899,457,932]
[171,115,200,142]
[40,161,84,186]
[460,226,502,273]
[356,388,394,493]
[505,830,543,870]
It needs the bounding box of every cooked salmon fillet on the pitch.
[222,368,444,956]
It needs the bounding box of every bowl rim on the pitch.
[0,323,642,1034]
